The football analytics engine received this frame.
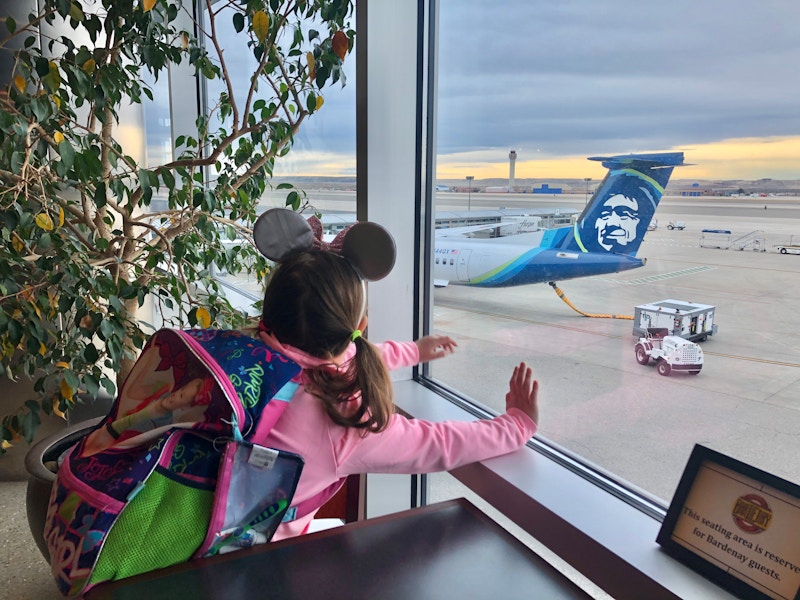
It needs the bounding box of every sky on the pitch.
[274,0,800,182]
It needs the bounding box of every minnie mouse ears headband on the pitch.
[253,208,397,281]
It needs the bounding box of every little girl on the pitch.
[253,246,539,541]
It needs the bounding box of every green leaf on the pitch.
[139,168,151,191]
[21,409,41,443]
[65,370,80,391]
[83,343,99,363]
[31,96,52,121]
[10,151,25,175]
[84,373,100,396]
[233,12,244,33]
[68,3,84,22]
[34,56,50,77]
[158,167,175,189]
[99,319,115,340]
[93,182,107,208]
[42,62,61,93]
[58,138,75,169]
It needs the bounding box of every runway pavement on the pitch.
[428,207,800,503]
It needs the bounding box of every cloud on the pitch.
[434,0,800,177]
[274,0,800,179]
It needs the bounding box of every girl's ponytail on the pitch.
[350,334,394,431]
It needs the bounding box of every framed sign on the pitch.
[657,445,800,600]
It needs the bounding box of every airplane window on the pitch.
[430,0,800,504]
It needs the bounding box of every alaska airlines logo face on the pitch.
[595,193,641,251]
[574,170,660,255]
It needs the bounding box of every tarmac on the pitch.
[429,199,800,502]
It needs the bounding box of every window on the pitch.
[203,4,356,192]
[426,0,800,508]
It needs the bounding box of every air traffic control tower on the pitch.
[509,150,517,191]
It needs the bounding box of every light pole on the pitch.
[466,175,474,211]
[584,177,592,206]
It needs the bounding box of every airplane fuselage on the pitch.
[433,231,645,287]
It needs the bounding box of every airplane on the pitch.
[432,152,685,287]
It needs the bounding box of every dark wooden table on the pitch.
[86,498,591,600]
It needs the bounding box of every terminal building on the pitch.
[322,208,578,236]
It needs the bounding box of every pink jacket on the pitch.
[257,338,537,540]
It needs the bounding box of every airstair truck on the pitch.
[632,299,718,342]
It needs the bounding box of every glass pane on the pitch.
[204,7,356,199]
[202,3,357,299]
[142,72,172,169]
[431,0,800,503]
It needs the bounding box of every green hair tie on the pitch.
[350,329,362,342]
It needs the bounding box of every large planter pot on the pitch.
[24,417,102,561]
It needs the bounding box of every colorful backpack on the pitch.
[43,328,305,597]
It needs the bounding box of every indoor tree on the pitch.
[0,0,354,451]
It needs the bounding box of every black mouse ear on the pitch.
[340,221,396,281]
[253,208,397,281]
[253,208,314,261]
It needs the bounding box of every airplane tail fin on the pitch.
[557,152,685,256]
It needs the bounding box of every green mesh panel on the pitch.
[89,471,213,585]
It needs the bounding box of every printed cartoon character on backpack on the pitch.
[83,336,214,456]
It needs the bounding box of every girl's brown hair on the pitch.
[260,250,394,431]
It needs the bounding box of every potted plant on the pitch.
[0,0,355,452]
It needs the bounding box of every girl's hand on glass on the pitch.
[505,362,539,425]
